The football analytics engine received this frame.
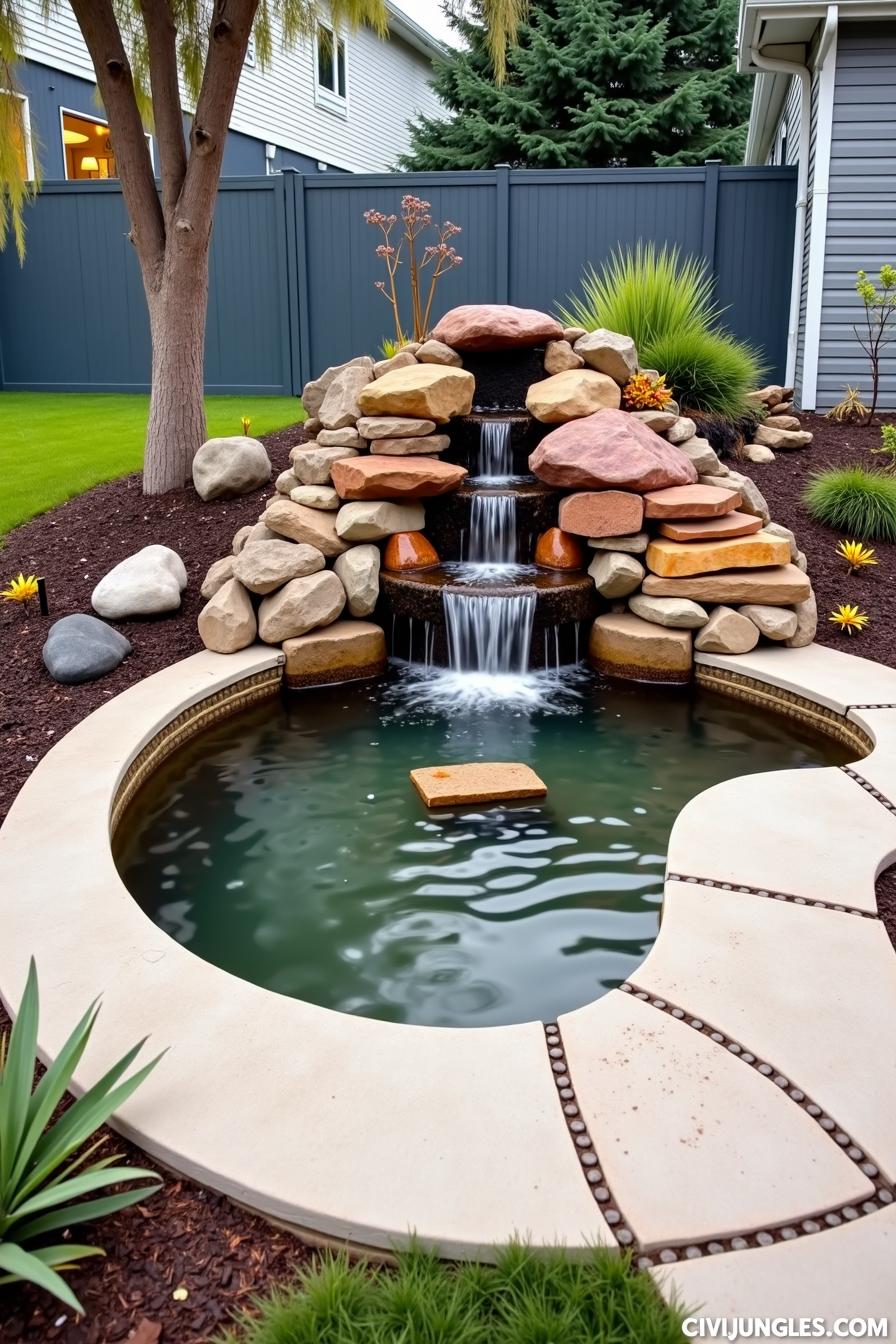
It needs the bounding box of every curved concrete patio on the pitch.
[1,641,896,1318]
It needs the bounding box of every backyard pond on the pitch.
[114,668,852,1028]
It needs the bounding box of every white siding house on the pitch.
[738,0,896,411]
[13,0,444,179]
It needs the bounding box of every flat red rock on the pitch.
[331,455,467,500]
[657,510,764,542]
[558,491,645,538]
[643,484,741,519]
[529,409,697,492]
[431,304,563,351]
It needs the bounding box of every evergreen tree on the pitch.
[401,0,752,170]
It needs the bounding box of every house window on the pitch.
[1,91,34,180]
[316,26,347,110]
[61,108,152,180]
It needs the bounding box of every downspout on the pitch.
[750,5,838,394]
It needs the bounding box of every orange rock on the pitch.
[383,531,440,570]
[410,762,547,806]
[534,527,586,570]
[557,491,644,538]
[643,484,742,519]
[657,511,764,542]
[331,455,467,500]
[645,531,791,579]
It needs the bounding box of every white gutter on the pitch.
[749,4,838,394]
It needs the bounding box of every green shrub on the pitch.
[804,467,896,542]
[557,242,765,416]
[0,960,161,1313]
[871,423,896,467]
[646,326,763,419]
[218,1244,688,1344]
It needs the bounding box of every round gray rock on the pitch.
[42,614,131,684]
[192,435,271,501]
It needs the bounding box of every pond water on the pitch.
[114,667,851,1028]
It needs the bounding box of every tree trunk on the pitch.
[142,247,209,495]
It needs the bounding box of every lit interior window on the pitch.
[62,110,117,180]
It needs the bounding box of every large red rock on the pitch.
[558,491,645,538]
[529,409,697,492]
[431,304,563,352]
[331,455,467,500]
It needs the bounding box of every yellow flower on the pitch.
[829,603,870,635]
[622,372,673,411]
[241,416,251,436]
[836,539,878,572]
[1,573,39,604]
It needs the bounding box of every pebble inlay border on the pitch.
[621,983,894,1266]
[666,873,878,919]
[694,666,874,755]
[841,766,896,820]
[542,1023,638,1250]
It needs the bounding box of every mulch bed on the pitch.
[2,410,896,1340]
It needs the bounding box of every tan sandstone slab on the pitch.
[263,497,350,557]
[560,991,870,1251]
[646,531,791,579]
[283,620,386,689]
[526,369,622,423]
[666,767,896,912]
[331,455,466,500]
[558,491,644,538]
[410,762,547,808]
[643,484,742,519]
[658,511,763,543]
[653,1205,896,1321]
[357,364,474,424]
[640,882,896,1183]
[589,612,692,684]
[642,564,810,606]
[357,416,437,439]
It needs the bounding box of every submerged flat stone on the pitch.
[410,762,548,808]
[646,531,791,578]
[641,564,811,605]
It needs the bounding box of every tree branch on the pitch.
[68,0,165,282]
[139,0,188,224]
[178,0,259,241]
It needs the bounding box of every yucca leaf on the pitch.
[50,1137,113,1189]
[12,1183,162,1243]
[9,999,100,1194]
[0,1240,89,1313]
[0,960,40,1196]
[20,1045,163,1202]
[7,1165,160,1226]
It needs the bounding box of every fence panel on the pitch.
[0,165,797,395]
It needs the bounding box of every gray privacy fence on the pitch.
[0,165,797,396]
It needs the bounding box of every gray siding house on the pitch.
[738,0,896,410]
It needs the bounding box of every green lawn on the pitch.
[0,392,304,537]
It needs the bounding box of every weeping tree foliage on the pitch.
[0,0,526,494]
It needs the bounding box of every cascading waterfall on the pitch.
[467,494,517,565]
[477,419,513,479]
[444,590,536,674]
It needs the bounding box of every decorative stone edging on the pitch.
[694,665,874,755]
[109,664,283,834]
[665,874,879,919]
[543,1023,634,1249]
[840,766,896,819]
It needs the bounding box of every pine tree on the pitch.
[401,0,752,170]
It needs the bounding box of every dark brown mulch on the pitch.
[876,865,896,954]
[741,412,896,667]
[0,424,306,829]
[0,1004,310,1344]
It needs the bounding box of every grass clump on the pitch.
[218,1244,687,1344]
[557,243,764,418]
[804,467,896,543]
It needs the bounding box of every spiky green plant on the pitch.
[804,467,896,543]
[218,1243,688,1343]
[0,960,162,1314]
[557,243,765,416]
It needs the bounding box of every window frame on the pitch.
[59,105,154,181]
[2,89,35,181]
[313,24,348,117]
